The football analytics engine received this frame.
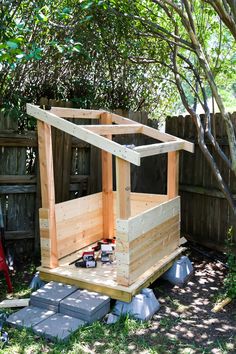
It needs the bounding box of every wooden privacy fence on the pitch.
[0,105,166,256]
[166,112,236,252]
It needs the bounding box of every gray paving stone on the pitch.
[33,313,85,341]
[60,289,110,323]
[30,281,77,311]
[6,306,55,329]
[30,300,58,312]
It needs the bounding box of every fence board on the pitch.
[166,113,236,251]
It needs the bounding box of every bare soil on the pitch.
[146,246,236,353]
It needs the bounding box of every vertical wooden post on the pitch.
[37,121,58,268]
[101,112,114,238]
[116,157,131,219]
[167,151,179,199]
[116,157,131,286]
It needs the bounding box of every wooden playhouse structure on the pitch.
[27,104,194,302]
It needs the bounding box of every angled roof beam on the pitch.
[27,104,141,166]
[134,141,186,157]
[84,124,143,135]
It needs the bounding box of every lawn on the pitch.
[0,247,235,354]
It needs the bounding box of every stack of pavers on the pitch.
[7,281,110,341]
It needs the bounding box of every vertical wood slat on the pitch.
[166,114,236,251]
[116,157,131,219]
[37,121,58,268]
[167,151,179,199]
[101,112,114,238]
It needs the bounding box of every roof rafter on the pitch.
[26,104,194,165]
[27,104,140,166]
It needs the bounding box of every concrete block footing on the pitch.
[112,288,160,321]
[162,256,194,286]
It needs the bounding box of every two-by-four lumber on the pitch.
[37,121,58,268]
[167,151,179,200]
[84,124,143,135]
[111,113,194,154]
[101,113,114,239]
[116,158,131,220]
[134,141,185,157]
[50,107,105,119]
[27,104,140,166]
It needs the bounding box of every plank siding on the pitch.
[116,197,180,286]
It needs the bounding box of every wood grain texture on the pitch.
[55,193,103,259]
[37,121,58,268]
[101,113,114,238]
[116,197,180,286]
[27,104,141,166]
[167,151,179,200]
[116,158,131,220]
[38,247,184,302]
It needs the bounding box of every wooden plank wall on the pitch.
[55,193,103,260]
[116,197,180,286]
[166,112,236,251]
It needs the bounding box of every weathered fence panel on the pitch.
[166,112,236,251]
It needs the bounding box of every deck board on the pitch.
[39,247,185,302]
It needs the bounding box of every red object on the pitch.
[0,238,13,293]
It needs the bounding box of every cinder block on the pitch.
[112,288,160,321]
[6,306,55,329]
[33,313,85,341]
[60,289,110,323]
[162,256,194,286]
[30,281,77,311]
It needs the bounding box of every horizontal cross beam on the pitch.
[84,124,143,135]
[134,141,186,157]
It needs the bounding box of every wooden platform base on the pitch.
[39,247,185,302]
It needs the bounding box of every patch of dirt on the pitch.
[146,246,236,353]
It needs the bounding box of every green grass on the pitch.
[0,315,235,354]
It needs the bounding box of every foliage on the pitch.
[92,0,236,213]
[0,0,175,128]
[224,227,236,299]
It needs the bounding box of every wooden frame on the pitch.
[27,104,194,300]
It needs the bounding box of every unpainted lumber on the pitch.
[101,113,114,239]
[167,151,179,199]
[27,104,140,166]
[0,298,30,308]
[85,124,142,135]
[50,107,104,119]
[212,297,232,313]
[115,158,131,220]
[134,141,185,157]
[116,197,180,242]
[37,121,58,268]
[55,193,103,258]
